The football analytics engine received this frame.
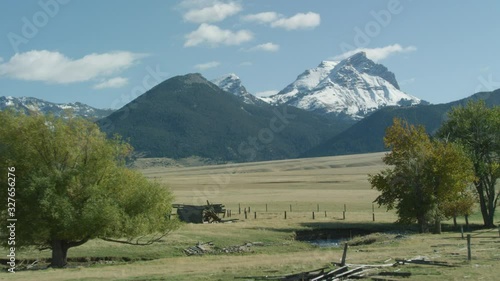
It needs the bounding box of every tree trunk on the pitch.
[486,207,495,228]
[453,215,457,228]
[51,240,69,268]
[433,217,442,234]
[476,182,496,228]
[417,215,428,233]
[465,214,470,231]
[476,181,495,227]
[486,182,497,227]
[50,238,89,268]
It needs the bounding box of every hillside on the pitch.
[303,89,500,157]
[97,73,352,162]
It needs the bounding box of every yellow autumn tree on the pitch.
[369,118,475,233]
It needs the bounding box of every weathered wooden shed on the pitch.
[173,201,225,223]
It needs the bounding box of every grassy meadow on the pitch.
[4,152,499,280]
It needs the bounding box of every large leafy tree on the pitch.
[369,118,474,233]
[0,111,179,267]
[437,101,500,227]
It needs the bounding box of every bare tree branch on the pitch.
[100,231,172,246]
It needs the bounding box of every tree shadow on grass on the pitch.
[243,221,416,236]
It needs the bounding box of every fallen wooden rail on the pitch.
[395,258,458,267]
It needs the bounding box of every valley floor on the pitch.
[4,153,499,280]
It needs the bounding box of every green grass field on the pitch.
[3,152,499,280]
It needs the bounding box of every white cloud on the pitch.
[0,50,145,84]
[248,42,280,52]
[93,77,128,89]
[332,44,417,62]
[255,90,279,97]
[194,61,221,70]
[242,12,280,24]
[183,1,242,23]
[184,23,253,47]
[271,12,320,30]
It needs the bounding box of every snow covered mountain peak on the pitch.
[211,73,242,91]
[268,52,421,120]
[211,74,262,105]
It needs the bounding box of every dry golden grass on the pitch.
[142,152,387,211]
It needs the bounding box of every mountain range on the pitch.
[97,72,498,161]
[0,96,113,120]
[97,73,351,162]
[2,52,499,163]
[210,52,423,120]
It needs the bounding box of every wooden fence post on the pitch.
[467,234,471,261]
[254,212,257,219]
[284,211,287,219]
[290,204,292,212]
[312,212,315,220]
[341,243,348,266]
[244,210,247,219]
[317,204,319,212]
[324,211,327,218]
[265,204,268,212]
[238,203,241,214]
[461,225,464,239]
[372,204,375,222]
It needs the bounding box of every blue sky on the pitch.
[1,0,499,109]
